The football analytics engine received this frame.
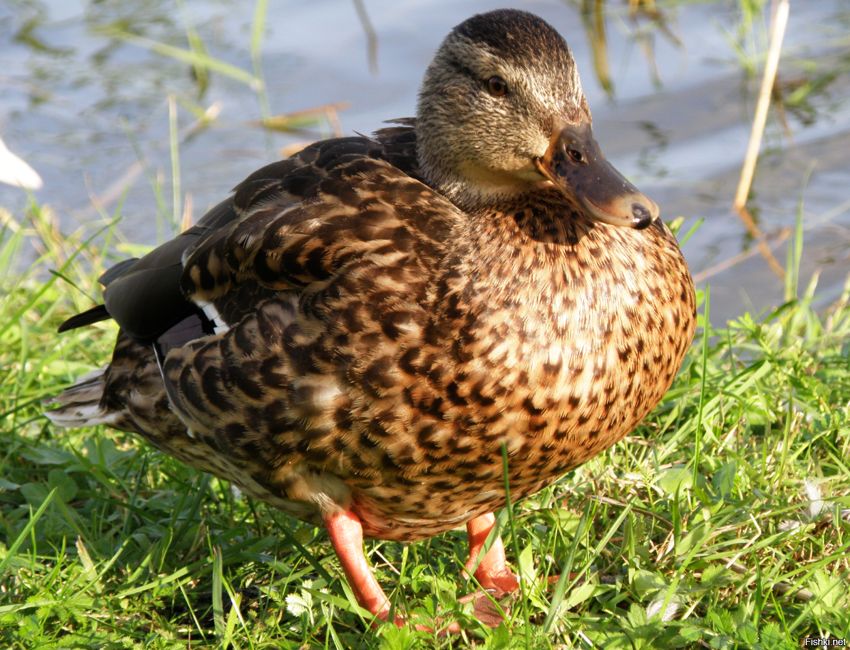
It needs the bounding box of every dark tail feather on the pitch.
[56,258,142,333]
[57,304,111,333]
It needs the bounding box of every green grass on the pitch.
[2,193,850,650]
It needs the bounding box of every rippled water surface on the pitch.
[2,0,849,324]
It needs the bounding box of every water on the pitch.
[2,0,849,325]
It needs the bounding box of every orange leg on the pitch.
[324,510,454,633]
[465,513,520,594]
[324,510,393,624]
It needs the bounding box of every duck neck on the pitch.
[424,170,554,215]
[415,123,551,215]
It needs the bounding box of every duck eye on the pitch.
[488,76,507,97]
[568,147,584,163]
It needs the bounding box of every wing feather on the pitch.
[57,124,458,347]
[180,133,461,328]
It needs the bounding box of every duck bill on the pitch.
[534,122,659,230]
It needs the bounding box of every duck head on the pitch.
[415,9,658,229]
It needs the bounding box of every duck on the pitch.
[44,8,696,632]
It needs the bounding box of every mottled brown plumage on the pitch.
[45,9,695,631]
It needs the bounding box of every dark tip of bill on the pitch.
[632,203,653,230]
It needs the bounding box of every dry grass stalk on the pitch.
[733,0,790,280]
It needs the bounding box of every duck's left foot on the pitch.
[455,512,521,628]
[464,513,521,594]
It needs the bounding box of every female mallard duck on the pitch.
[46,9,695,631]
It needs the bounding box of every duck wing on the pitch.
[58,124,456,352]
[179,128,453,330]
[48,125,462,486]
